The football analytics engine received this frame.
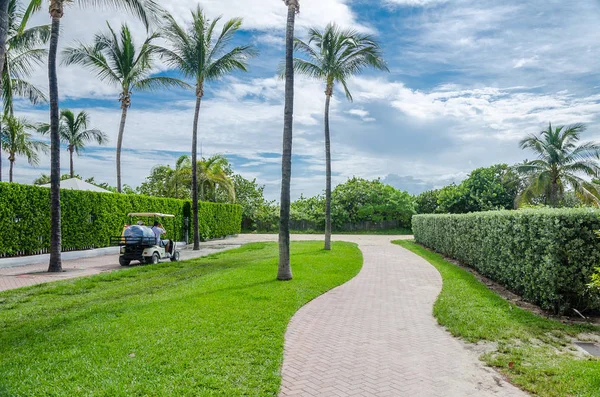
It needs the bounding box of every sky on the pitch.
[6,0,600,200]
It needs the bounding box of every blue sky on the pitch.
[8,0,600,200]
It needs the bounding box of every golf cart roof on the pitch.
[128,213,175,218]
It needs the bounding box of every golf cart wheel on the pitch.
[146,252,160,265]
[170,251,180,262]
[119,257,130,267]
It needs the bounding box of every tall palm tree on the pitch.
[0,0,9,77]
[38,109,107,177]
[516,123,600,207]
[293,23,388,250]
[278,0,299,280]
[159,7,256,250]
[62,22,188,193]
[1,114,47,181]
[20,0,159,273]
[0,0,49,182]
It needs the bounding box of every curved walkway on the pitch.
[272,235,527,397]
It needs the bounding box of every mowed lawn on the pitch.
[394,240,600,397]
[0,242,362,397]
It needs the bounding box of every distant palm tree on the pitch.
[1,114,47,182]
[0,0,49,182]
[516,123,600,207]
[278,0,299,280]
[176,154,236,202]
[159,7,256,250]
[20,0,159,273]
[62,23,188,192]
[39,109,107,178]
[293,23,388,250]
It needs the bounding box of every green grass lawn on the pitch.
[0,241,362,397]
[394,240,600,397]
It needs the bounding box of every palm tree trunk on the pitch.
[324,92,332,250]
[0,120,3,183]
[48,6,62,273]
[0,0,9,77]
[278,1,297,281]
[192,90,203,250]
[69,147,74,178]
[116,95,130,193]
[8,158,12,182]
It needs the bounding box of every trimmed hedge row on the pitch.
[0,183,242,256]
[412,209,600,314]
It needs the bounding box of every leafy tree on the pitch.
[293,23,388,250]
[232,174,271,230]
[0,0,8,78]
[159,7,255,251]
[415,189,439,214]
[291,194,325,226]
[278,0,299,280]
[38,109,106,178]
[517,123,600,207]
[137,165,175,198]
[0,0,49,182]
[62,22,187,193]
[1,115,47,182]
[331,177,415,229]
[436,183,475,214]
[22,0,160,273]
[462,164,520,211]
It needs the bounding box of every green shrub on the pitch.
[412,209,600,314]
[0,183,241,256]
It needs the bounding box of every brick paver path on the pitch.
[274,235,526,397]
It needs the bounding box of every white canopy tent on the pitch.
[41,178,112,193]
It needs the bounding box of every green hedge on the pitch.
[0,183,241,256]
[412,209,600,314]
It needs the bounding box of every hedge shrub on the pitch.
[412,209,600,314]
[0,183,241,256]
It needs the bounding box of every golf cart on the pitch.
[111,213,181,266]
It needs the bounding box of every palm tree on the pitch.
[278,0,299,280]
[62,22,188,193]
[38,109,107,177]
[1,114,47,181]
[516,123,600,207]
[0,0,49,182]
[21,0,159,273]
[197,154,235,202]
[293,23,388,250]
[0,0,9,76]
[159,7,256,250]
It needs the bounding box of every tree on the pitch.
[159,7,255,251]
[63,22,187,193]
[232,174,270,230]
[0,0,8,77]
[278,0,299,280]
[415,189,439,214]
[293,23,388,250]
[0,0,49,182]
[38,109,106,177]
[331,177,415,229]
[21,0,159,273]
[517,123,600,207]
[1,114,47,182]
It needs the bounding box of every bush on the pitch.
[412,209,600,314]
[0,183,241,256]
